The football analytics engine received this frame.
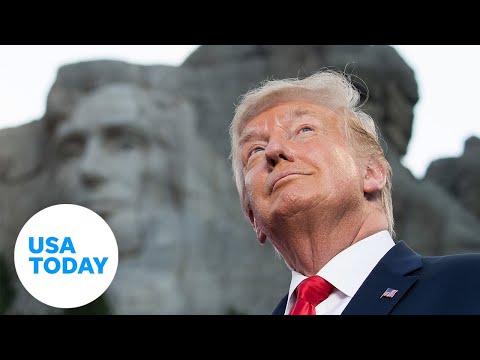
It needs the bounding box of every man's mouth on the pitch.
[270,171,305,192]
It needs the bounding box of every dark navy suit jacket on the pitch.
[272,240,480,315]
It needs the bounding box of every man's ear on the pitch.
[247,209,267,245]
[363,158,387,195]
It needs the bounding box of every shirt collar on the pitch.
[289,230,395,300]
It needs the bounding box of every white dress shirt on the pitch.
[285,230,395,315]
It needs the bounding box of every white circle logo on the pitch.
[14,204,118,309]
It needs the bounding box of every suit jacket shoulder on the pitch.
[343,241,480,314]
[272,240,480,315]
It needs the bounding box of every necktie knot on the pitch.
[289,275,333,315]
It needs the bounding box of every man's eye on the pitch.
[56,137,85,159]
[299,126,314,133]
[117,139,136,151]
[109,134,145,151]
[249,146,264,157]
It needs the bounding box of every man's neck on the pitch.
[266,203,388,276]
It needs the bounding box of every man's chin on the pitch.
[269,192,312,218]
[105,211,144,257]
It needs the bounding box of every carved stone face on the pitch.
[51,84,172,256]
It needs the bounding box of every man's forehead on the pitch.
[241,101,336,131]
[54,93,153,138]
[76,90,146,116]
[58,116,150,135]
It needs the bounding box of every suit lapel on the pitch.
[341,241,422,315]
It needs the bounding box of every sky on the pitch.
[1,45,479,179]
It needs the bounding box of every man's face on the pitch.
[239,100,365,241]
[52,87,166,254]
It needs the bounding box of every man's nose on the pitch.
[264,134,294,168]
[79,139,108,188]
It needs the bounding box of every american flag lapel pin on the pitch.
[380,288,398,298]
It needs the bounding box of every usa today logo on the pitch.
[14,204,118,309]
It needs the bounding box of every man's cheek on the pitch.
[244,169,259,189]
[55,171,74,189]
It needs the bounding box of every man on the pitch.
[229,70,480,315]
[50,83,187,256]
[48,82,195,314]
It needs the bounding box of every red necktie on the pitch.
[289,276,334,315]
